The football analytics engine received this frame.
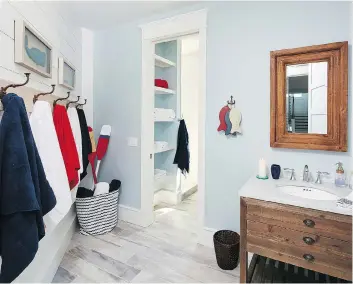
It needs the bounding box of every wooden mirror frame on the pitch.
[270,41,348,152]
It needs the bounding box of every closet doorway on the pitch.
[153,34,200,215]
[140,10,207,243]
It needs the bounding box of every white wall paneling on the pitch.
[0,1,88,281]
[0,0,82,98]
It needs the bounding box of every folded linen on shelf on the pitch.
[154,141,169,152]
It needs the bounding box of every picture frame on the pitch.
[58,57,76,90]
[14,20,52,78]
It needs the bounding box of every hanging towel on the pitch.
[67,107,83,175]
[77,109,92,180]
[0,93,56,282]
[30,101,72,232]
[53,105,80,191]
[173,119,190,175]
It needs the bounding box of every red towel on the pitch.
[53,105,80,189]
[155,79,169,89]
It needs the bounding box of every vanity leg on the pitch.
[240,198,248,283]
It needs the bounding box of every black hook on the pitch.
[227,95,235,105]
[76,99,87,108]
[66,95,80,109]
[0,73,30,99]
[53,91,70,107]
[33,84,56,104]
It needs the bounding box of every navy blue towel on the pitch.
[0,93,56,282]
[173,119,190,175]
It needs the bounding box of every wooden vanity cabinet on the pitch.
[240,197,352,283]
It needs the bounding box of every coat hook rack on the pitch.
[66,95,80,109]
[33,84,55,104]
[53,91,70,107]
[76,99,87,108]
[0,73,30,99]
[227,95,235,105]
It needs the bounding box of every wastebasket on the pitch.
[213,230,240,270]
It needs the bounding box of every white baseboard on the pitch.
[118,204,153,227]
[15,205,77,283]
[198,227,217,248]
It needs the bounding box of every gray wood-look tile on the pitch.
[53,193,240,283]
[52,267,76,283]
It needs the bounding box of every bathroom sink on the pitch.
[277,185,339,201]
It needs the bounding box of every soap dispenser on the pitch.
[335,162,346,187]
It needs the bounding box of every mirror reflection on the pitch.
[286,62,328,134]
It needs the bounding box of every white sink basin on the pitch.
[277,185,339,201]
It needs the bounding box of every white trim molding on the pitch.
[118,204,152,228]
[140,9,208,40]
[140,9,207,240]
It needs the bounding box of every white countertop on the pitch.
[239,175,353,216]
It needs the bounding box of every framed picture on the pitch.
[14,20,52,78]
[58,57,76,90]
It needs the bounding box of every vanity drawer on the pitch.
[245,198,352,242]
[247,220,352,257]
[247,236,352,281]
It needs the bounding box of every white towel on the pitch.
[94,182,110,196]
[67,107,83,175]
[29,101,72,232]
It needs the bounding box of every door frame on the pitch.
[139,9,207,238]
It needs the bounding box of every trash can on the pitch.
[213,230,240,270]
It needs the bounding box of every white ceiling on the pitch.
[40,1,196,30]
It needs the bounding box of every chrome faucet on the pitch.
[284,168,295,180]
[315,171,330,184]
[303,165,310,182]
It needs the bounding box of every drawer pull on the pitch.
[303,237,315,245]
[303,219,315,228]
[303,254,315,262]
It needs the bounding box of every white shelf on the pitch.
[154,146,174,154]
[155,54,176,68]
[154,118,175,122]
[155,86,176,95]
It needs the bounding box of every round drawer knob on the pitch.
[303,236,315,245]
[303,254,315,262]
[303,219,315,228]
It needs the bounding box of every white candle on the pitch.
[258,158,267,178]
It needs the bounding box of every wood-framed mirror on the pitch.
[270,41,348,151]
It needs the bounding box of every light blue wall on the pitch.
[94,2,352,230]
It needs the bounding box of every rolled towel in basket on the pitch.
[94,182,109,196]
[109,179,121,192]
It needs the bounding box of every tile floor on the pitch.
[52,193,240,283]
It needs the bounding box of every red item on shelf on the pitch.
[155,79,169,89]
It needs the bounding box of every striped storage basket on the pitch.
[76,190,119,235]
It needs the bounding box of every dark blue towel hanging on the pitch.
[173,119,190,175]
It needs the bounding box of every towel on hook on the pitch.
[0,94,56,282]
[30,101,72,231]
[53,105,80,192]
[173,119,190,175]
[68,107,83,175]
[77,109,92,180]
